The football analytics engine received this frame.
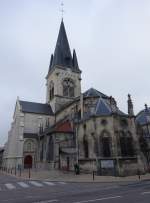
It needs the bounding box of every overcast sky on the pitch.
[0,0,150,146]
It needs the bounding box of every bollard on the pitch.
[19,168,21,177]
[137,169,141,180]
[29,167,31,179]
[138,175,141,180]
[92,171,95,181]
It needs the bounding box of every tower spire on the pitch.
[53,20,72,68]
[47,20,81,74]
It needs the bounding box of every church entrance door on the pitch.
[24,155,32,169]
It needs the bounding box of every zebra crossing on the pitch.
[0,181,67,191]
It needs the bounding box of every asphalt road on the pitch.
[0,172,150,203]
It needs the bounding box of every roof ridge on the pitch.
[95,98,101,114]
[19,100,48,105]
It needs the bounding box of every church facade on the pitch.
[3,20,148,176]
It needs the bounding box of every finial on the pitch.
[145,104,148,111]
[128,94,131,99]
[60,2,64,19]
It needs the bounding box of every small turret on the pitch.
[145,103,148,111]
[127,94,134,116]
[72,49,79,70]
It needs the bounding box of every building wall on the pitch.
[3,100,54,169]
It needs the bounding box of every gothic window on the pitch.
[49,81,54,101]
[27,143,31,151]
[91,133,99,156]
[24,140,35,152]
[100,131,111,157]
[63,78,75,97]
[83,135,89,158]
[120,131,134,157]
[101,119,107,126]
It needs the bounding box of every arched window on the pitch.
[100,131,111,157]
[120,131,134,157]
[27,143,31,151]
[49,81,54,101]
[83,135,89,158]
[63,78,74,97]
[24,140,35,152]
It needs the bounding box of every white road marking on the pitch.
[73,195,122,203]
[58,181,66,185]
[43,181,55,186]
[141,191,150,195]
[17,182,29,188]
[5,183,16,190]
[32,200,58,203]
[29,181,43,187]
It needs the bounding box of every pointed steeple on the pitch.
[53,19,73,67]
[72,49,79,70]
[47,54,53,76]
[47,20,81,75]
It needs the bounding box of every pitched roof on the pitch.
[19,100,53,115]
[55,87,127,117]
[83,88,109,98]
[95,98,127,117]
[136,108,150,125]
[95,99,112,116]
[47,20,81,76]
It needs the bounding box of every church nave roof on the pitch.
[19,100,53,115]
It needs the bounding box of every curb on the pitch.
[1,171,150,184]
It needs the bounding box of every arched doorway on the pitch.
[24,155,32,169]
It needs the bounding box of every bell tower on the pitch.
[46,20,82,113]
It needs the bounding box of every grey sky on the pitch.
[0,0,150,146]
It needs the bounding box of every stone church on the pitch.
[3,19,148,176]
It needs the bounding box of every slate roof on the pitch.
[19,100,53,115]
[94,98,127,117]
[136,108,150,125]
[83,88,127,116]
[56,87,127,117]
[95,98,112,116]
[83,88,109,99]
[47,20,81,76]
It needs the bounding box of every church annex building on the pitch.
[3,20,150,176]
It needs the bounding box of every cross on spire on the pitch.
[60,2,64,19]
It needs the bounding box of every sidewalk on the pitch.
[2,169,150,183]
